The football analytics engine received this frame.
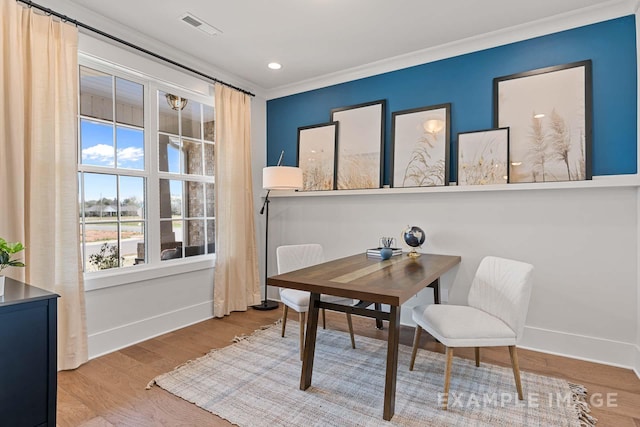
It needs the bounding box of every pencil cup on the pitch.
[379,237,395,248]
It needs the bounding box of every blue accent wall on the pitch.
[267,16,638,183]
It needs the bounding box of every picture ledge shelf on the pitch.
[268,175,640,198]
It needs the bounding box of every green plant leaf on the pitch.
[9,242,24,253]
[0,237,26,269]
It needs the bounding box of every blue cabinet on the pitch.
[0,278,58,426]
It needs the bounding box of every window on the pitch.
[77,64,215,273]
[78,66,146,272]
[157,91,216,261]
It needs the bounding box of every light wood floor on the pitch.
[58,305,640,426]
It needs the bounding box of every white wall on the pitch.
[266,186,638,368]
[86,267,214,357]
[77,32,269,358]
[35,0,640,369]
[259,1,640,375]
[79,32,213,358]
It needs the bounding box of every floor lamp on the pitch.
[253,151,303,310]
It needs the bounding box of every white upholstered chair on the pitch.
[276,244,356,360]
[409,256,534,410]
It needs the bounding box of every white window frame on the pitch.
[156,88,216,263]
[78,65,149,274]
[79,55,215,291]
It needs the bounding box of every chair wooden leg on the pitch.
[298,312,306,361]
[508,345,523,400]
[281,305,289,337]
[346,312,355,349]
[322,308,326,329]
[442,347,454,410]
[475,347,480,367]
[409,326,422,371]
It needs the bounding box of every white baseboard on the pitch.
[521,325,637,370]
[634,345,640,379]
[87,299,640,381]
[88,300,215,359]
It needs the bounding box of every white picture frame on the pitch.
[457,128,509,186]
[494,61,592,183]
[391,103,450,188]
[331,100,385,190]
[297,122,338,191]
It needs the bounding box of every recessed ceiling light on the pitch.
[268,62,282,70]
[533,113,545,119]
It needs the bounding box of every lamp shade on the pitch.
[165,93,188,111]
[263,166,303,190]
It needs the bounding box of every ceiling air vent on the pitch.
[179,13,222,36]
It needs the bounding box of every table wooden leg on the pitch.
[430,279,442,343]
[383,305,400,421]
[374,303,383,329]
[430,278,441,304]
[301,292,320,390]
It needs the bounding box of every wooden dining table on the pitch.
[267,252,461,421]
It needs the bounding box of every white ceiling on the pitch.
[57,0,629,94]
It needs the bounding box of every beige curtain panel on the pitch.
[0,0,88,370]
[213,83,261,316]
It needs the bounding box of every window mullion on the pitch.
[112,75,117,170]
[78,165,148,177]
[147,83,161,265]
[79,173,86,272]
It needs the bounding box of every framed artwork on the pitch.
[494,60,592,183]
[457,127,509,186]
[296,122,338,191]
[330,100,385,190]
[390,103,450,188]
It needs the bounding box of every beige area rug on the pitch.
[148,322,596,426]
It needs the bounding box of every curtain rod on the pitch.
[17,0,256,97]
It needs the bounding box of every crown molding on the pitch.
[266,0,636,100]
